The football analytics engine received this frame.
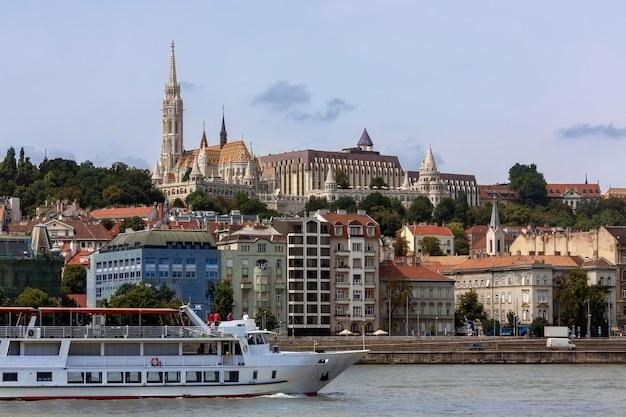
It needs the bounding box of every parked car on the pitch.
[468,343,484,351]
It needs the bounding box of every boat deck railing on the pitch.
[0,325,220,339]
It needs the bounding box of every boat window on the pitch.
[67,372,84,384]
[253,371,258,380]
[254,334,265,345]
[25,342,61,356]
[125,372,142,383]
[182,342,217,355]
[107,372,123,383]
[147,372,163,383]
[234,342,242,355]
[271,370,277,380]
[7,342,20,356]
[247,335,256,345]
[224,371,239,383]
[105,343,140,356]
[221,342,231,355]
[2,373,18,382]
[69,343,101,356]
[36,372,53,382]
[186,371,202,383]
[86,372,102,384]
[165,372,180,383]
[144,343,179,356]
[203,371,219,383]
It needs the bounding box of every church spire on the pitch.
[168,41,177,87]
[489,199,501,229]
[200,121,208,148]
[220,107,228,149]
[420,145,438,173]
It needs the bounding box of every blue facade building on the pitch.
[87,230,219,317]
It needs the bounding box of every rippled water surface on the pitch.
[1,365,625,417]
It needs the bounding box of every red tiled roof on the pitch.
[546,183,601,198]
[582,258,614,267]
[66,250,92,266]
[450,255,581,271]
[379,261,454,282]
[89,207,154,220]
[62,220,111,241]
[319,212,380,237]
[6,220,36,235]
[404,225,453,237]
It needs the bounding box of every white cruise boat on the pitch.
[0,305,366,400]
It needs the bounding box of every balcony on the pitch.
[334,249,350,256]
[240,281,252,290]
[334,298,349,304]
[335,264,350,272]
[334,281,349,288]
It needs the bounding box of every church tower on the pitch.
[160,41,184,179]
[220,111,228,149]
[486,200,505,256]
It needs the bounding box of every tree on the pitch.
[369,177,387,189]
[554,268,607,337]
[382,278,412,334]
[14,288,58,307]
[456,290,486,326]
[335,170,350,189]
[447,221,469,255]
[120,216,145,232]
[102,184,126,205]
[433,198,455,224]
[255,309,279,331]
[453,191,470,224]
[213,279,234,319]
[529,317,548,337]
[508,163,548,206]
[181,167,192,182]
[172,198,185,208]
[185,190,220,212]
[420,236,444,256]
[110,283,159,308]
[406,196,433,224]
[62,264,87,294]
[330,196,358,213]
[0,288,10,306]
[305,196,329,213]
[393,235,409,257]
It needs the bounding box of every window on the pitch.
[147,372,163,383]
[2,373,17,382]
[224,371,239,383]
[68,372,84,384]
[349,226,362,236]
[334,226,342,235]
[107,372,123,383]
[367,226,375,236]
[36,372,52,382]
[186,371,202,383]
[353,290,362,300]
[125,372,142,383]
[253,371,258,380]
[353,306,362,317]
[351,243,362,252]
[165,372,180,383]
[258,243,266,253]
[272,370,277,380]
[365,305,374,316]
[204,371,219,383]
[86,372,102,383]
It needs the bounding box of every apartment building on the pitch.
[218,225,287,333]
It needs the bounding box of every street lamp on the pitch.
[435,316,439,336]
[586,298,591,338]
[416,309,421,337]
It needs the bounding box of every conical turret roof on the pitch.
[420,145,438,173]
[357,128,373,147]
[325,167,336,184]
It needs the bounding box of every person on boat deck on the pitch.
[214,312,221,323]
[226,312,233,321]
[242,312,249,320]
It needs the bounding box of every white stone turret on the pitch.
[324,167,337,191]
[420,145,438,174]
[190,153,202,182]
[243,160,255,187]
[151,160,163,184]
[400,172,410,190]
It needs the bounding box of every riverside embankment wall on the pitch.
[273,336,626,364]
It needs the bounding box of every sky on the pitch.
[1,1,626,188]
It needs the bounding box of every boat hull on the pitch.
[0,350,366,400]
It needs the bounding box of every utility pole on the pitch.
[388,295,392,336]
[586,298,591,338]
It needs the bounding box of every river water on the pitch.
[1,365,625,417]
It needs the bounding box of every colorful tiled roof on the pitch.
[404,225,453,237]
[546,183,601,198]
[89,207,155,220]
[379,261,454,282]
[319,212,380,237]
[449,255,581,271]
